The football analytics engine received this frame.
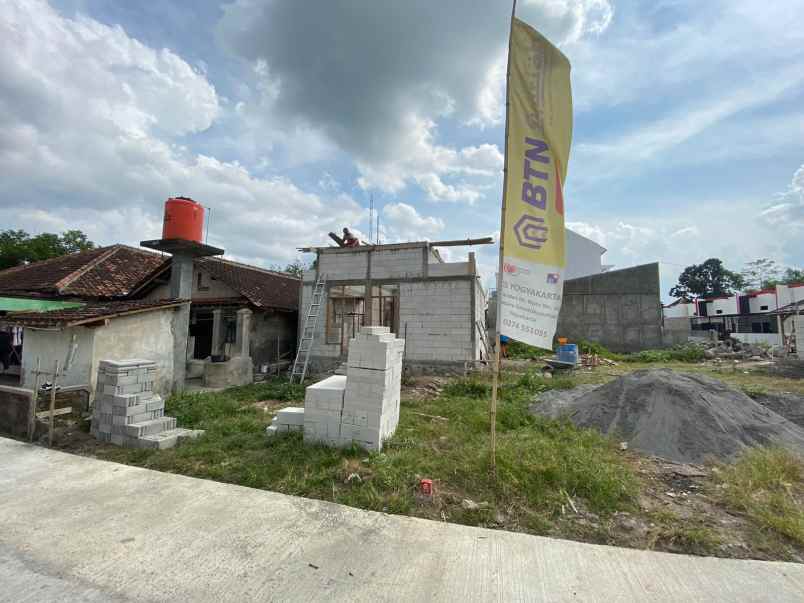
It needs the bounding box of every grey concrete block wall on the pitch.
[557,263,663,352]
[399,281,474,363]
[301,243,481,372]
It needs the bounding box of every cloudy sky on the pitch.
[1,0,802,300]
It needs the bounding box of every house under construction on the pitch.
[298,239,491,373]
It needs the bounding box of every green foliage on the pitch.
[669,258,744,299]
[442,378,490,398]
[715,447,804,545]
[0,229,95,270]
[763,267,804,289]
[506,340,551,359]
[270,258,307,278]
[741,258,781,291]
[621,344,705,363]
[577,340,619,358]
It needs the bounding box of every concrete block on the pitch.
[275,407,305,426]
[124,417,177,438]
[137,430,179,450]
[305,375,346,405]
[98,359,156,372]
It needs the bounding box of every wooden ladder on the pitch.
[289,274,326,383]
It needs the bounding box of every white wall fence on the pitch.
[731,332,782,347]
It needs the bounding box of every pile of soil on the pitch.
[531,369,804,463]
[751,392,804,429]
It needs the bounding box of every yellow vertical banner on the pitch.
[499,17,573,350]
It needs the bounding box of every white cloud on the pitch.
[761,164,804,233]
[569,191,801,301]
[355,116,502,203]
[381,202,445,242]
[0,0,362,265]
[217,0,610,200]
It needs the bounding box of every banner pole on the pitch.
[490,0,517,477]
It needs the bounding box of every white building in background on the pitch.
[565,229,609,280]
[662,283,804,348]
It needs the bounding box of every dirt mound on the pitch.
[532,369,804,463]
[751,392,804,429]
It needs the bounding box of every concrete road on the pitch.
[1,437,802,602]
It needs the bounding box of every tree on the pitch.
[271,259,307,279]
[669,258,744,299]
[764,267,804,288]
[0,229,96,270]
[740,258,781,291]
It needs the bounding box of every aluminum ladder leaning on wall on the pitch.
[289,273,326,384]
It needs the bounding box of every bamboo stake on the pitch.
[27,357,41,442]
[48,360,61,447]
[490,0,518,477]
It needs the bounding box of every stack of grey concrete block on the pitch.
[268,326,404,451]
[91,359,203,449]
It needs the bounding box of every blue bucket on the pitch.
[558,343,578,365]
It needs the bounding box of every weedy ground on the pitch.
[58,361,804,562]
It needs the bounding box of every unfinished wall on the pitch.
[91,308,177,397]
[557,263,663,352]
[144,265,241,302]
[250,310,297,368]
[21,326,95,389]
[663,316,692,346]
[798,317,804,361]
[474,278,488,360]
[399,280,473,366]
[0,386,33,438]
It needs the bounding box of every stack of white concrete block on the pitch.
[91,359,203,450]
[268,326,404,451]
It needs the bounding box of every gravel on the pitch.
[530,369,804,463]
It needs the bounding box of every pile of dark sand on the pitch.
[531,369,804,463]
[750,392,804,429]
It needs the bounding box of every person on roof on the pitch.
[343,228,359,247]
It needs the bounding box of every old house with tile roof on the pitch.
[0,245,299,394]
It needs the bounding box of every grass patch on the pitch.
[507,340,552,360]
[94,370,638,530]
[646,509,722,556]
[715,447,804,545]
[620,344,706,364]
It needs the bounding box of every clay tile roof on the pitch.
[196,257,300,311]
[0,245,168,299]
[3,299,187,328]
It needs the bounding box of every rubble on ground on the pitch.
[700,337,774,361]
[530,368,804,463]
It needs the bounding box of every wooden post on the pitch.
[490,0,518,477]
[27,357,41,442]
[48,360,61,447]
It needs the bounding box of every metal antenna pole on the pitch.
[490,0,517,477]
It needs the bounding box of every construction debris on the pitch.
[701,337,774,361]
[531,368,804,463]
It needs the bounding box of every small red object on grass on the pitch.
[420,478,433,496]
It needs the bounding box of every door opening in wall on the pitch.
[326,285,366,354]
[0,324,23,385]
[370,284,398,334]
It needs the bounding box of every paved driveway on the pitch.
[1,437,802,602]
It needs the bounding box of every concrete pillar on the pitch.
[235,308,253,358]
[211,309,223,356]
[169,254,194,394]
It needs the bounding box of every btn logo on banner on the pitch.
[498,17,573,350]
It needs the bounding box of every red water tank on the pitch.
[162,197,204,242]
